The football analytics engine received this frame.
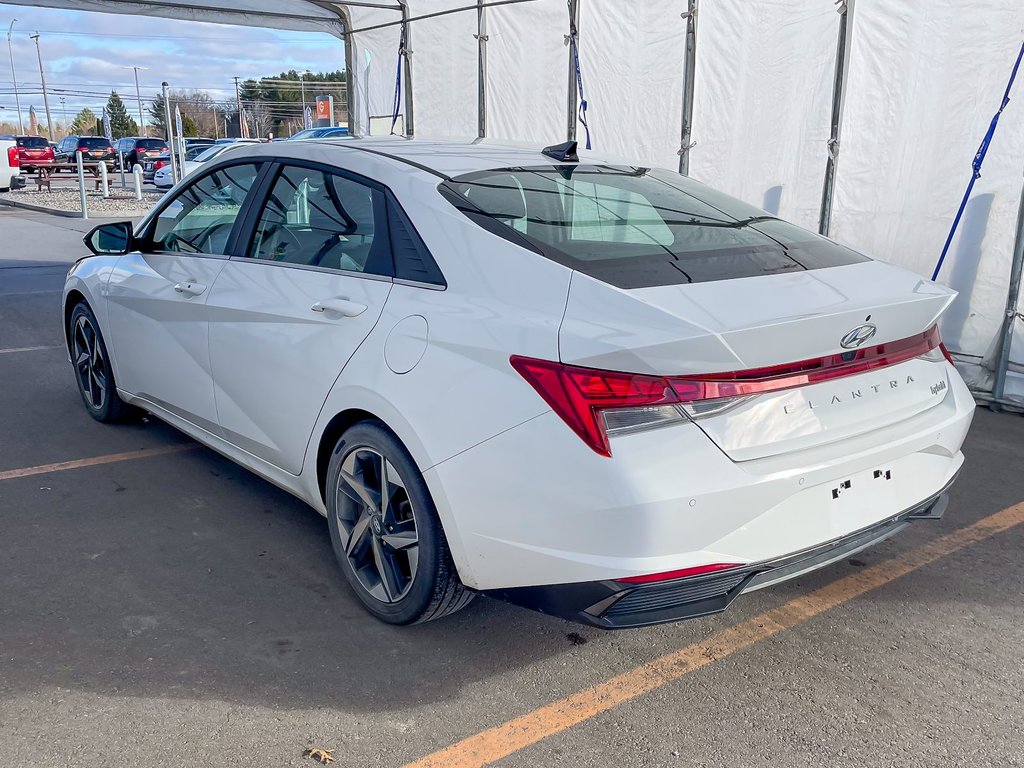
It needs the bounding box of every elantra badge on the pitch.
[840,324,877,349]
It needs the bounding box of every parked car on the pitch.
[0,136,25,191]
[14,135,55,172]
[114,137,168,170]
[64,139,974,628]
[146,141,257,184]
[288,127,350,140]
[54,136,116,170]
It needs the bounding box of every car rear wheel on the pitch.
[69,302,133,423]
[326,422,474,625]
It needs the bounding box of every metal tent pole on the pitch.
[678,0,698,175]
[990,171,1024,411]
[818,0,854,236]
[565,0,580,142]
[476,0,488,138]
[398,0,415,136]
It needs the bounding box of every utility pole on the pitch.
[29,32,53,140]
[299,71,308,120]
[233,76,243,138]
[7,19,24,134]
[124,65,148,136]
[162,81,177,182]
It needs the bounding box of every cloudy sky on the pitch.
[0,3,345,126]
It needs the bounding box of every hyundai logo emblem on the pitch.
[840,324,877,349]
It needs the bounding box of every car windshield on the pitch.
[79,138,112,148]
[441,165,869,288]
[17,136,49,148]
[192,145,230,163]
[185,145,211,160]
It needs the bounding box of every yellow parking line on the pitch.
[0,444,197,482]
[405,501,1024,768]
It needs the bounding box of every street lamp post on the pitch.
[28,32,53,140]
[123,65,148,136]
[299,70,313,128]
[58,95,66,135]
[6,19,24,134]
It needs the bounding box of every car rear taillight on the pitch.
[44,147,54,161]
[154,160,166,170]
[617,562,743,584]
[512,325,949,457]
[7,146,19,167]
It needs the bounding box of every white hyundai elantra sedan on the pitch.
[64,138,974,628]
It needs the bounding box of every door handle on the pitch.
[310,298,367,317]
[174,281,207,297]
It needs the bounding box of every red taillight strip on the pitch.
[617,562,743,584]
[669,325,943,402]
[512,325,946,457]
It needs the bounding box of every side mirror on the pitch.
[84,221,134,256]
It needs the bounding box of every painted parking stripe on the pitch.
[405,501,1024,768]
[0,444,197,482]
[0,345,63,354]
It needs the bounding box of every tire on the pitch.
[68,302,133,423]
[326,421,474,625]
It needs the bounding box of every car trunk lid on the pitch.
[558,260,956,461]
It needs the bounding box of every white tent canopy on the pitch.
[4,0,1024,404]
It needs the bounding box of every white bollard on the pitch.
[133,165,143,201]
[99,162,109,198]
[76,151,89,220]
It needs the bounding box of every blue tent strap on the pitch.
[932,40,1024,281]
[567,13,591,150]
[387,21,407,136]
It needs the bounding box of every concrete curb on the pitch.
[0,197,83,219]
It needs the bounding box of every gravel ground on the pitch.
[0,187,162,216]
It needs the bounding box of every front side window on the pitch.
[441,165,869,288]
[150,163,259,255]
[248,165,391,276]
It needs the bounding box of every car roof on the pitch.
[237,138,599,179]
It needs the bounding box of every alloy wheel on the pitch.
[72,314,107,411]
[335,447,420,603]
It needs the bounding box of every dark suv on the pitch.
[55,136,116,170]
[114,136,168,169]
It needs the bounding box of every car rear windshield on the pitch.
[17,136,49,148]
[79,138,112,148]
[137,139,166,149]
[440,165,869,288]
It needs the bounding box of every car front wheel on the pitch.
[69,302,132,423]
[326,422,474,625]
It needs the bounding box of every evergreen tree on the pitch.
[105,91,139,138]
[70,108,98,135]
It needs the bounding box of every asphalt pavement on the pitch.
[1,206,1022,768]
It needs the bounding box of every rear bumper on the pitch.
[485,479,955,629]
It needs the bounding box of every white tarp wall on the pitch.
[687,0,839,232]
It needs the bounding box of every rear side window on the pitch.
[17,136,48,148]
[248,165,392,277]
[440,166,868,288]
